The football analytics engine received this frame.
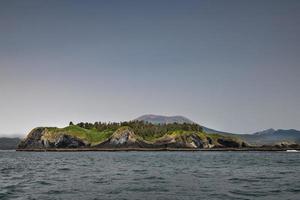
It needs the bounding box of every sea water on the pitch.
[0,151,300,200]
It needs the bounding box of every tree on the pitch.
[69,121,74,126]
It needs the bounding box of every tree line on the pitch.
[70,121,203,139]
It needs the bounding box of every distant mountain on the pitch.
[135,114,195,124]
[253,128,276,135]
[0,137,21,150]
[239,129,300,145]
[201,127,233,135]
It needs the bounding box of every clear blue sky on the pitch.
[1,0,300,136]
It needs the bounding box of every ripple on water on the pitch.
[228,177,258,183]
[57,167,71,171]
[132,169,147,173]
[1,184,26,199]
[46,190,64,195]
[34,180,53,186]
[229,189,269,198]
[127,186,169,193]
[92,177,108,184]
[144,176,164,180]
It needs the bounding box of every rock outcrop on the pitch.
[152,133,211,148]
[41,134,86,148]
[18,128,45,149]
[95,127,151,148]
[216,138,248,148]
[274,141,300,149]
[18,128,88,149]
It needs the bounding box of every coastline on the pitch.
[16,147,300,152]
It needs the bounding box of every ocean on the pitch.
[1,151,300,200]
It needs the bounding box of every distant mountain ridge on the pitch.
[240,129,300,145]
[253,128,276,135]
[0,137,21,150]
[135,115,195,124]
[134,114,300,145]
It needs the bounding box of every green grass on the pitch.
[43,125,114,146]
[206,133,224,139]
[167,130,207,140]
[140,134,164,142]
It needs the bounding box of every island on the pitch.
[17,119,300,151]
[18,121,249,151]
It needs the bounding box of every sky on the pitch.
[0,0,300,137]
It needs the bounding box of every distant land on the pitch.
[135,115,195,124]
[239,129,300,146]
[0,137,21,150]
[13,114,300,151]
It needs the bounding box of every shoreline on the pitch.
[15,147,300,152]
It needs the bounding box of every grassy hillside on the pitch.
[42,125,114,146]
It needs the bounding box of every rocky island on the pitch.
[17,121,250,151]
[17,115,300,151]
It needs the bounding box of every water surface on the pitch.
[1,151,300,200]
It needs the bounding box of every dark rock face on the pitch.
[18,128,87,149]
[55,135,85,148]
[274,142,300,149]
[148,133,212,149]
[42,135,86,148]
[188,134,204,148]
[96,128,151,148]
[217,138,247,148]
[18,128,45,149]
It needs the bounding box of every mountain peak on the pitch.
[254,128,276,135]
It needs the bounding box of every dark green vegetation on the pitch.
[0,137,21,150]
[76,120,202,141]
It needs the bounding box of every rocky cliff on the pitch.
[18,127,88,149]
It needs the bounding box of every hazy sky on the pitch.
[1,0,300,137]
